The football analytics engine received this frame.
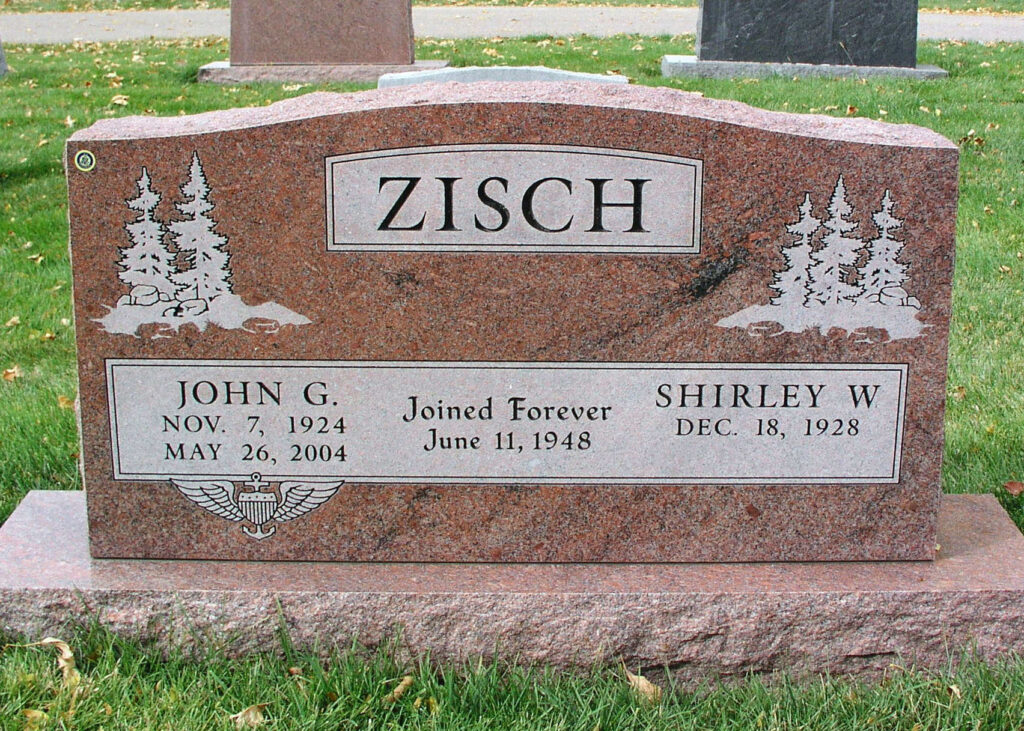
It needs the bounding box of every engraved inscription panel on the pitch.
[108,360,906,484]
[326,145,703,254]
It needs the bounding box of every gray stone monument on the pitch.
[1,35,8,78]
[663,0,947,79]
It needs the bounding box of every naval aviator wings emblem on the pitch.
[171,472,344,540]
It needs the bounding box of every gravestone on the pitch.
[59,83,958,563]
[198,0,446,84]
[0,35,7,78]
[7,82,1024,679]
[663,0,947,79]
[378,65,630,88]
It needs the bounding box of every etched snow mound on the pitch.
[717,176,926,343]
[97,152,310,338]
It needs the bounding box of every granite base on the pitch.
[661,55,948,80]
[198,60,449,84]
[2,491,1023,680]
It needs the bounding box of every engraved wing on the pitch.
[272,480,344,523]
[171,478,245,522]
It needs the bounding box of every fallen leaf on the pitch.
[26,638,81,691]
[5,316,19,327]
[27,253,44,264]
[383,675,415,703]
[623,665,662,703]
[1004,481,1024,497]
[40,331,56,341]
[21,709,49,729]
[110,94,129,106]
[948,683,962,699]
[952,385,966,400]
[3,365,23,382]
[287,666,303,676]
[846,105,858,115]
[57,395,74,410]
[230,703,268,728]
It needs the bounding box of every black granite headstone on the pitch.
[697,0,919,68]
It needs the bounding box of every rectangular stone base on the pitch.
[198,60,449,84]
[662,55,948,79]
[2,491,1023,680]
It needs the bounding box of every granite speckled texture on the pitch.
[229,0,414,66]
[662,56,947,80]
[2,491,1023,680]
[66,84,958,562]
[199,60,448,85]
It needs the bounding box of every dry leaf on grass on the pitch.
[383,675,415,703]
[21,637,81,692]
[2,365,22,382]
[21,709,49,729]
[623,664,662,703]
[1004,481,1024,497]
[230,703,268,728]
[948,683,962,700]
[413,696,440,714]
[57,395,75,410]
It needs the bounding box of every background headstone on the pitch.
[64,84,957,563]
[230,0,413,65]
[378,65,630,88]
[199,0,446,83]
[664,0,945,79]
[0,34,7,77]
[697,0,919,67]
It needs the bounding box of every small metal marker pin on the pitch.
[73,149,96,172]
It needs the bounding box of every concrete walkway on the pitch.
[2,6,1024,45]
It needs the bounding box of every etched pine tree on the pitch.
[170,152,232,302]
[118,168,177,298]
[806,175,864,306]
[770,193,820,309]
[859,190,908,302]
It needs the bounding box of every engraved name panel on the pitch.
[107,360,906,484]
[326,144,703,254]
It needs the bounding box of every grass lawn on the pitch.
[3,0,1024,14]
[1,31,1023,729]
[3,627,1024,729]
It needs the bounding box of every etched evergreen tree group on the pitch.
[718,175,924,342]
[99,152,309,337]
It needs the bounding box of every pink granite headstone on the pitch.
[65,84,957,562]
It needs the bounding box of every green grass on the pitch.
[4,0,1024,14]
[3,625,1024,729]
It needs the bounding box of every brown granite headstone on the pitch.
[65,84,957,562]
[230,0,414,66]
[198,0,446,84]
